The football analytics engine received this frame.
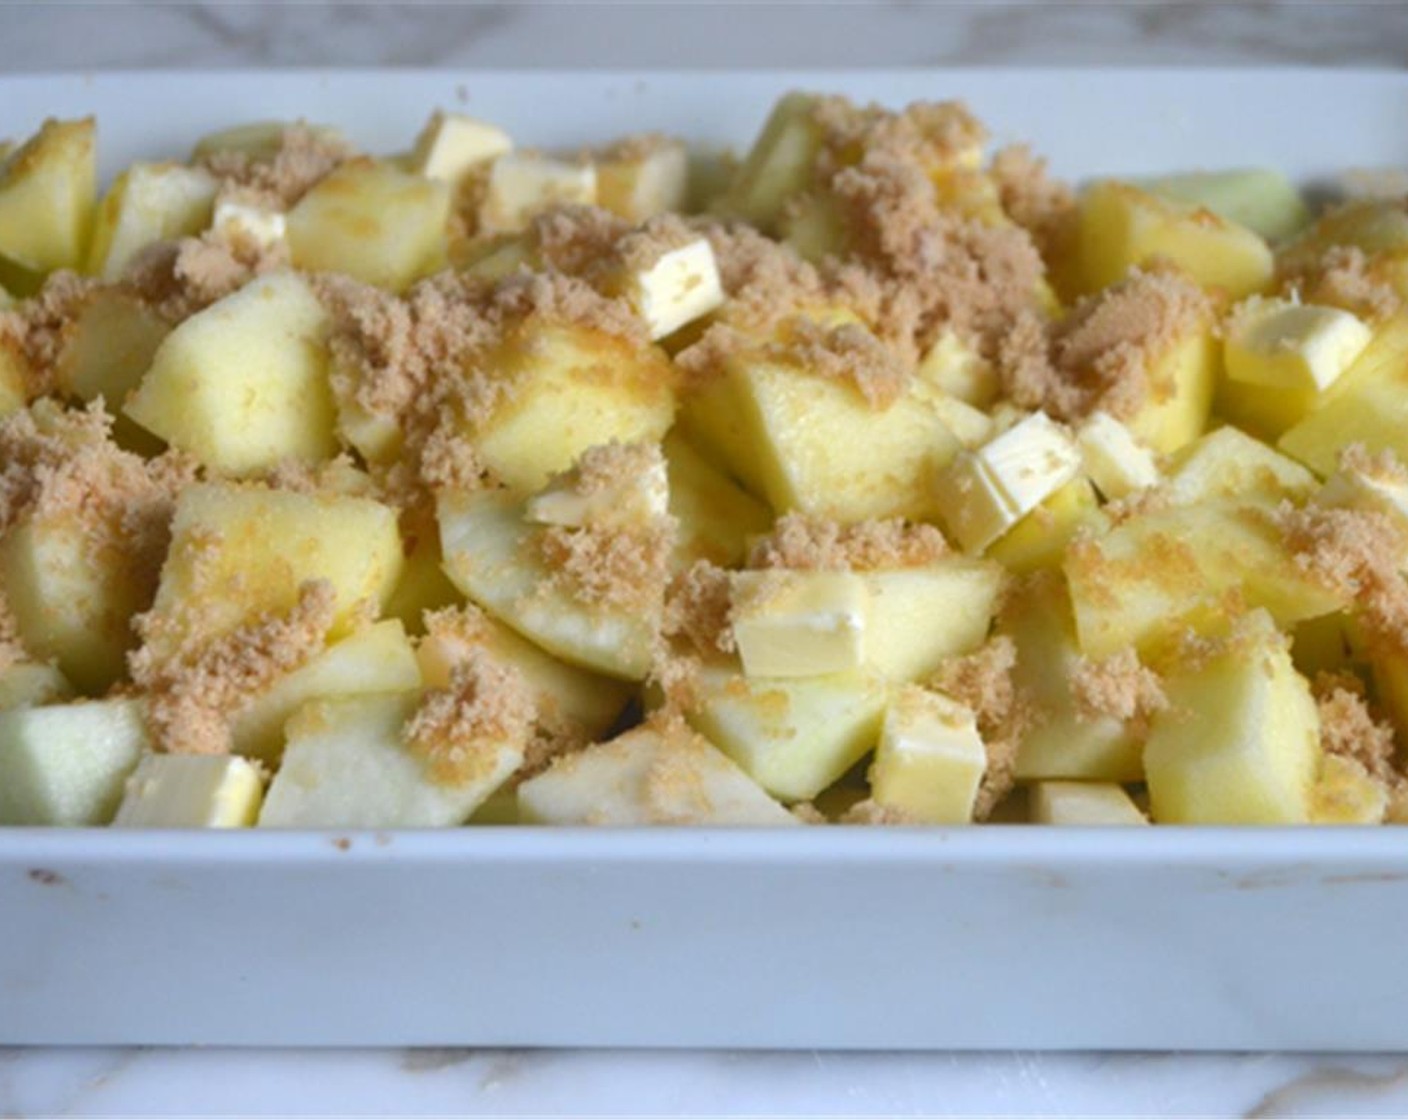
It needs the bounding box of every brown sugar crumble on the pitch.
[1313,671,1406,809]
[1070,648,1168,735]
[539,517,676,615]
[0,270,98,397]
[747,512,948,572]
[197,123,355,211]
[132,579,337,756]
[121,226,290,324]
[1281,243,1402,324]
[989,144,1076,260]
[403,646,534,787]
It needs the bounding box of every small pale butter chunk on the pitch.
[525,448,670,530]
[933,451,1020,553]
[1030,781,1149,826]
[1076,411,1160,500]
[1224,296,1373,393]
[731,569,868,679]
[482,152,596,232]
[212,197,287,251]
[113,754,264,828]
[411,111,512,185]
[980,411,1083,513]
[869,686,986,824]
[625,237,725,341]
[518,721,798,826]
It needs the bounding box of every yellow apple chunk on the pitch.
[0,117,96,272]
[86,162,217,280]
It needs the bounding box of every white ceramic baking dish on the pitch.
[2,69,1407,1050]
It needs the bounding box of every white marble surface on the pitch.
[6,1,1408,1115]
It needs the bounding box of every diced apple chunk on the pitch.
[663,431,773,569]
[230,619,422,762]
[53,288,169,409]
[722,92,825,231]
[869,686,986,824]
[1076,411,1160,500]
[410,111,512,186]
[1144,611,1321,824]
[987,477,1102,575]
[191,120,345,162]
[481,152,596,233]
[86,162,217,280]
[112,754,264,828]
[438,488,659,680]
[259,691,521,828]
[0,118,96,272]
[1076,179,1273,298]
[1164,426,1317,506]
[288,159,450,291]
[1030,782,1148,826]
[683,662,888,801]
[859,562,1005,683]
[1138,168,1311,243]
[731,569,868,678]
[518,720,797,826]
[0,662,73,711]
[124,272,338,475]
[144,481,404,660]
[1311,754,1389,825]
[596,136,689,223]
[0,698,148,825]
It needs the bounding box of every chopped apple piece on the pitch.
[596,135,689,223]
[731,569,868,678]
[0,662,73,711]
[124,272,337,475]
[1164,426,1317,506]
[663,431,773,570]
[1130,323,1221,456]
[859,561,1004,683]
[191,120,345,162]
[1076,411,1160,500]
[230,619,422,762]
[915,331,1000,408]
[259,691,521,828]
[86,162,217,280]
[481,152,596,233]
[683,662,888,801]
[0,698,148,825]
[464,319,678,493]
[438,488,660,680]
[1138,168,1311,243]
[1280,316,1408,477]
[1225,297,1373,395]
[1030,782,1148,826]
[52,288,169,410]
[722,92,825,231]
[1076,179,1273,298]
[869,686,986,824]
[525,441,668,530]
[0,334,24,420]
[1311,754,1389,825]
[144,481,404,660]
[410,110,512,186]
[112,755,264,828]
[1006,573,1146,783]
[1144,610,1321,824]
[288,159,450,291]
[0,118,96,272]
[518,719,798,826]
[987,477,1102,575]
[1064,500,1344,659]
[620,236,725,341]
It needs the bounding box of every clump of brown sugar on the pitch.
[1280,241,1402,324]
[121,226,291,324]
[0,270,98,397]
[840,798,922,826]
[661,559,736,659]
[1070,648,1167,735]
[197,123,355,211]
[0,590,27,674]
[1018,267,1213,424]
[748,512,949,572]
[132,580,337,755]
[767,316,909,408]
[930,635,1031,820]
[1273,501,1408,651]
[539,516,676,615]
[1313,671,1401,788]
[403,645,535,787]
[989,144,1076,261]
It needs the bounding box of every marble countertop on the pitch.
[6,1,1408,1115]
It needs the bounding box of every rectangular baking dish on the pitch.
[2,69,1407,1050]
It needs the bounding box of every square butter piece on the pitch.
[870,686,986,824]
[113,755,264,828]
[731,570,868,678]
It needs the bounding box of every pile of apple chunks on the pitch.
[0,90,1405,830]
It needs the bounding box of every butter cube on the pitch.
[518,721,798,826]
[1225,297,1373,393]
[981,411,1083,513]
[212,197,287,250]
[0,699,149,825]
[624,237,725,341]
[482,152,596,232]
[525,444,670,530]
[731,570,868,678]
[113,755,264,828]
[410,111,512,186]
[933,451,1021,553]
[1076,411,1160,500]
[1030,781,1148,826]
[869,686,986,824]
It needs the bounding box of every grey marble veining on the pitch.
[4,1,1408,1115]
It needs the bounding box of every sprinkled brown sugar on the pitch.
[989,144,1076,260]
[661,559,736,659]
[132,580,337,756]
[197,123,355,211]
[539,518,676,615]
[1070,649,1168,734]
[1282,244,1403,323]
[121,227,290,324]
[747,513,948,572]
[403,646,534,787]
[0,590,26,674]
[767,317,909,409]
[0,270,98,397]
